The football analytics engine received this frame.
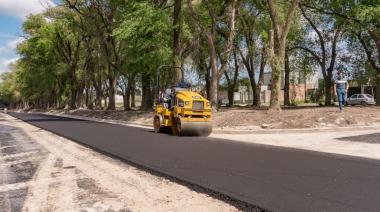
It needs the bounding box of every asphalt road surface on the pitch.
[9,112,380,212]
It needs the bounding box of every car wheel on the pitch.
[361,101,367,106]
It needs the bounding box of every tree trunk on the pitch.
[324,73,333,106]
[126,86,131,110]
[95,91,102,110]
[205,64,211,100]
[254,47,266,107]
[244,53,256,106]
[172,0,182,85]
[123,93,130,111]
[376,69,380,106]
[225,73,234,107]
[124,77,132,111]
[69,87,77,110]
[226,51,240,107]
[284,53,290,106]
[141,73,153,111]
[84,82,94,110]
[270,58,282,110]
[76,82,85,109]
[107,69,116,110]
[85,87,90,109]
[88,90,94,110]
[268,30,285,110]
[248,72,256,106]
[68,66,77,110]
[324,29,341,106]
[56,95,60,109]
[369,31,380,105]
[207,34,219,110]
[93,73,102,110]
[267,0,300,110]
[227,88,234,107]
[130,78,136,108]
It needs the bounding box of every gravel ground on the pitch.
[215,106,380,129]
[0,113,239,212]
[0,117,48,212]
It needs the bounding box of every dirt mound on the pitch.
[214,106,380,129]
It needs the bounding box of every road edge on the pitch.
[27,111,380,135]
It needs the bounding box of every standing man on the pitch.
[334,71,349,112]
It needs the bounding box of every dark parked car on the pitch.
[346,94,376,106]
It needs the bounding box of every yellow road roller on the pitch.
[153,83,212,136]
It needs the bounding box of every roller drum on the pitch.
[176,118,213,136]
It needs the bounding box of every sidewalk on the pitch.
[21,111,380,161]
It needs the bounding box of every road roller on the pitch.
[153,83,212,136]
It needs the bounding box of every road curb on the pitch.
[27,111,380,135]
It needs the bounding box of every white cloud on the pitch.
[7,37,24,49]
[0,57,19,73]
[0,0,55,20]
[0,37,23,73]
[0,37,25,54]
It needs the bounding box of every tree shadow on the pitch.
[336,133,380,144]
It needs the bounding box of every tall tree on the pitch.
[224,51,240,107]
[237,3,267,107]
[291,5,343,106]
[187,0,238,110]
[115,1,172,110]
[266,0,301,110]
[302,0,380,104]
[53,18,83,109]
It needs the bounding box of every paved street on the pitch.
[8,112,380,212]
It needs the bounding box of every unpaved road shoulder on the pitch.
[43,106,380,130]
[0,113,238,212]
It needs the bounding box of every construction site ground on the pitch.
[3,106,380,211]
[42,105,380,131]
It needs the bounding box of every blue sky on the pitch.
[0,0,56,73]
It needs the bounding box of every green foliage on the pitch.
[16,15,63,105]
[0,69,19,106]
[114,2,172,74]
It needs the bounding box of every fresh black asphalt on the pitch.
[9,112,380,212]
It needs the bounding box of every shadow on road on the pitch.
[337,133,380,144]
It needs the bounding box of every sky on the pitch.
[0,0,56,73]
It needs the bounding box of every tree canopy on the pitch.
[1,0,379,110]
